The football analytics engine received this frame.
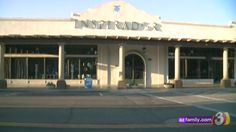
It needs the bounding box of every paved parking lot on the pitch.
[0,88,235,132]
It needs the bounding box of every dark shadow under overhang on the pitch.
[0,35,236,48]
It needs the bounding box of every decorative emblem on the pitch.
[114,5,120,12]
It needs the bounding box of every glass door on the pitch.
[125,54,144,86]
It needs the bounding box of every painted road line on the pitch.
[0,122,214,129]
[194,95,236,103]
[142,93,184,104]
[99,92,103,96]
[0,104,186,108]
[192,104,236,117]
[143,93,236,118]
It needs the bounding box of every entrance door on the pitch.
[125,54,144,86]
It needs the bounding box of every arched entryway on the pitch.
[125,52,146,87]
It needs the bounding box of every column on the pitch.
[0,44,7,88]
[107,45,111,88]
[119,45,125,80]
[184,59,188,78]
[223,48,229,80]
[57,43,66,88]
[220,48,231,88]
[234,49,236,81]
[174,46,182,87]
[118,44,125,88]
[58,44,64,79]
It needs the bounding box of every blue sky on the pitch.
[0,0,235,25]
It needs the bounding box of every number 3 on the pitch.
[214,112,225,125]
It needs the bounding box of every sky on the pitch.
[0,0,235,25]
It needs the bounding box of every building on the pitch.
[0,1,236,89]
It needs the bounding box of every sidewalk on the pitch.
[0,87,113,98]
[0,87,236,96]
[0,87,110,92]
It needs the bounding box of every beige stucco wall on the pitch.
[96,44,168,88]
[4,42,234,89]
[1,1,236,88]
[6,79,100,88]
[109,45,120,88]
[97,44,109,88]
[97,44,120,89]
[162,21,236,41]
[125,44,158,87]
[0,1,235,41]
[0,19,235,42]
[157,45,168,86]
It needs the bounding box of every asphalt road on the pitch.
[0,88,236,132]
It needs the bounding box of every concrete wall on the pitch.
[0,19,235,41]
[96,44,120,89]
[97,44,109,88]
[169,79,214,87]
[96,44,168,88]
[1,1,235,88]
[7,79,58,88]
[6,43,234,88]
[109,45,120,88]
[6,79,99,88]
[157,45,168,87]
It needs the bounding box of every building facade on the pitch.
[0,1,236,89]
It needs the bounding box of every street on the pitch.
[0,88,236,131]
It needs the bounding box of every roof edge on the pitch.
[0,17,71,21]
[162,20,232,28]
[0,17,233,28]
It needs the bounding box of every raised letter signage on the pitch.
[75,20,161,31]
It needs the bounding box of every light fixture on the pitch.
[142,47,146,53]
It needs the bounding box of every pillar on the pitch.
[0,44,7,88]
[234,49,236,84]
[107,45,111,88]
[174,46,182,87]
[57,43,66,88]
[220,48,231,88]
[118,44,125,88]
[184,59,188,78]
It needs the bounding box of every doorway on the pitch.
[125,54,145,87]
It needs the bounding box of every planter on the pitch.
[46,82,56,89]
[46,85,55,89]
[164,83,174,88]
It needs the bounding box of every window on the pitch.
[5,45,58,79]
[45,58,58,79]
[65,58,97,79]
[6,45,58,54]
[64,45,97,79]
[168,47,234,80]
[7,58,27,79]
[80,58,97,79]
[28,58,44,79]
[65,45,97,55]
[5,45,97,80]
